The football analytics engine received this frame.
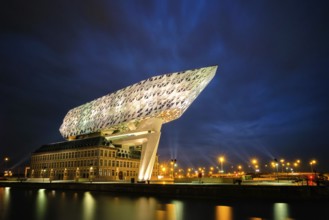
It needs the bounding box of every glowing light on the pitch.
[0,187,11,220]
[273,203,290,220]
[83,192,96,220]
[36,189,47,220]
[216,206,233,220]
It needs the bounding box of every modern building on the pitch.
[30,66,217,181]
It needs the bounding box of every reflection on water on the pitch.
[0,187,327,220]
[156,200,184,220]
[273,203,291,220]
[216,206,233,220]
[0,187,11,220]
[83,192,96,220]
[36,189,46,220]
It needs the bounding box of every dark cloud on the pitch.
[1,0,328,171]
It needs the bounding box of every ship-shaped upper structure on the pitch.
[59,66,217,181]
[60,66,217,140]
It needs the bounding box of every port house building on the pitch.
[30,66,217,181]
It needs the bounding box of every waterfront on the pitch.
[1,187,329,220]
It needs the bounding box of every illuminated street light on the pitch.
[293,162,298,172]
[273,158,279,182]
[280,159,285,173]
[170,159,177,179]
[309,160,316,172]
[238,165,242,174]
[42,167,47,182]
[89,166,94,183]
[4,157,9,177]
[286,162,290,174]
[251,159,258,173]
[219,156,224,173]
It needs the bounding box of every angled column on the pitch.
[137,118,162,181]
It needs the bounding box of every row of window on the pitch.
[99,159,138,168]
[31,169,137,178]
[99,169,137,177]
[32,149,117,162]
[31,159,139,170]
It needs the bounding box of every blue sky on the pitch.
[1,0,328,172]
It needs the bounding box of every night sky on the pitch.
[1,1,328,172]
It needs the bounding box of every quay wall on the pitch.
[0,181,328,201]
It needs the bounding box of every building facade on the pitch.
[31,66,216,181]
[30,136,158,181]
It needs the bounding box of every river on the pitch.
[0,187,327,220]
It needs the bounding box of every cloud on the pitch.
[0,1,328,170]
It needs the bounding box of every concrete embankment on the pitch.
[1,181,328,201]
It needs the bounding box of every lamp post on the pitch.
[310,160,316,172]
[293,163,298,173]
[238,165,242,175]
[286,162,290,176]
[170,159,176,179]
[274,158,279,182]
[219,156,224,173]
[89,166,94,183]
[4,157,9,176]
[294,159,300,173]
[252,159,258,174]
[209,166,214,177]
[280,159,285,173]
[42,167,46,182]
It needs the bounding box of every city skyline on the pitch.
[1,1,328,172]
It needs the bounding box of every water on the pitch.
[0,187,327,220]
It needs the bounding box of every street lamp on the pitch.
[219,156,224,173]
[238,165,242,174]
[286,162,290,175]
[280,159,285,172]
[274,158,279,182]
[170,159,176,179]
[89,166,94,183]
[293,163,298,172]
[310,160,316,172]
[4,157,9,176]
[42,167,46,182]
[251,159,258,173]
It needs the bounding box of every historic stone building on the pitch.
[30,136,159,181]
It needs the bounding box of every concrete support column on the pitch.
[138,118,162,181]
